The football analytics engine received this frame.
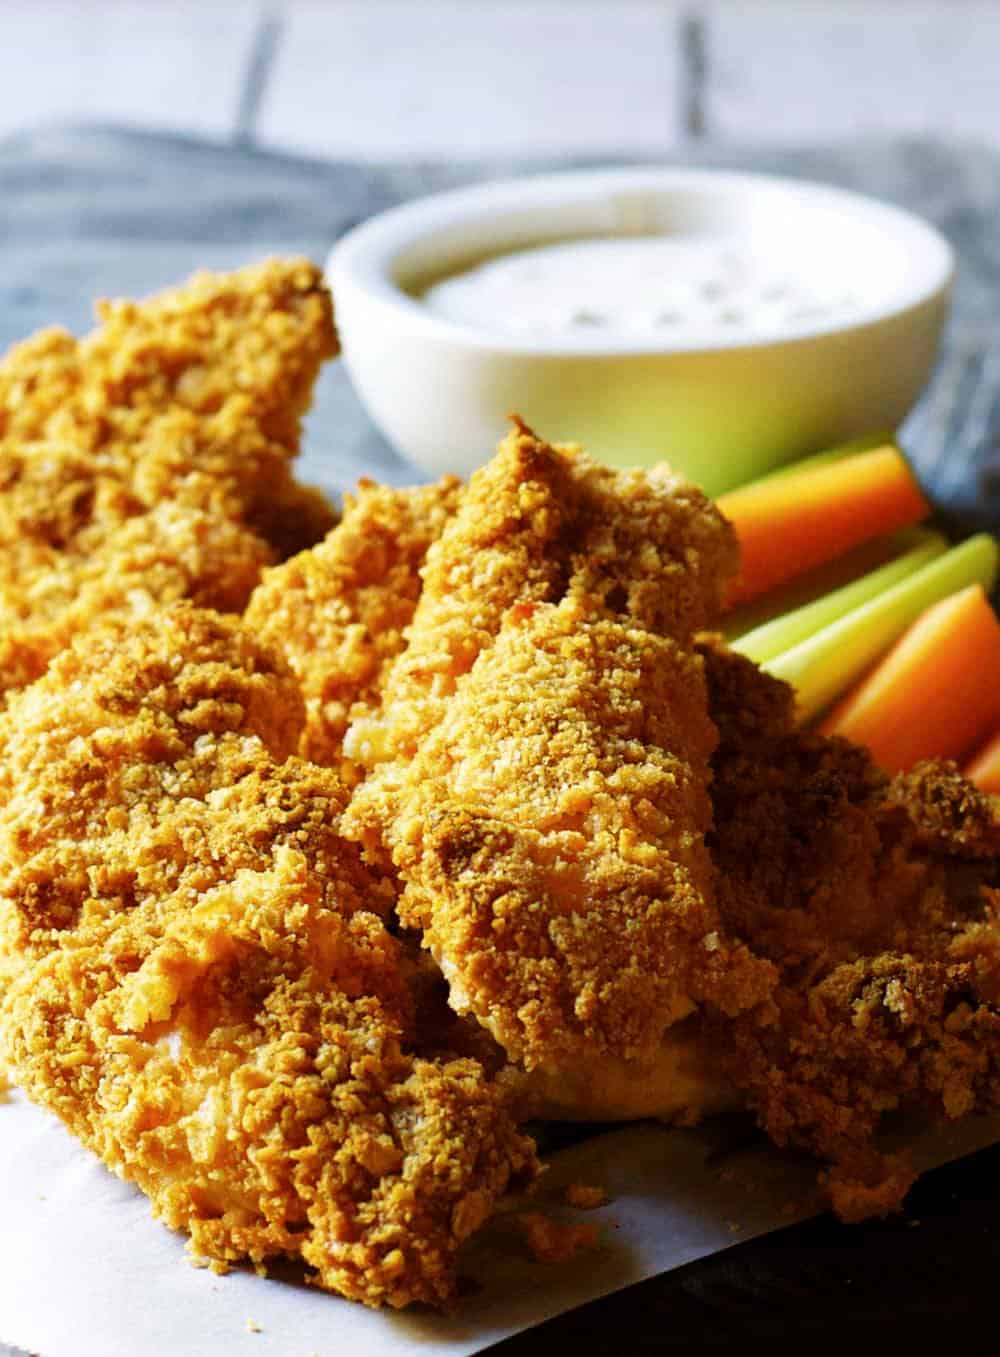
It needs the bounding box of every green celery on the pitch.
[766,534,1000,724]
[733,530,949,664]
[723,527,933,643]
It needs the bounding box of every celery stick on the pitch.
[723,527,934,642]
[733,531,949,664]
[766,534,1000,725]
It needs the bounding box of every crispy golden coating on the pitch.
[245,475,463,771]
[3,871,538,1308]
[0,606,538,1307]
[561,437,738,640]
[0,606,328,979]
[342,423,579,791]
[700,638,1000,1219]
[0,259,336,514]
[0,259,337,698]
[340,423,749,1109]
[388,600,773,1074]
[343,419,737,852]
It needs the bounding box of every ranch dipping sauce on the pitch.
[420,235,861,345]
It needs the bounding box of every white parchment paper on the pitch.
[3,1086,999,1357]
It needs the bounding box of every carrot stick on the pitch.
[733,530,947,664]
[769,535,998,725]
[964,730,1000,795]
[722,527,929,644]
[719,444,930,608]
[818,584,1000,775]
[733,430,895,491]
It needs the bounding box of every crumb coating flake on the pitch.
[0,604,538,1307]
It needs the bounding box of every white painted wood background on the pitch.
[0,0,998,155]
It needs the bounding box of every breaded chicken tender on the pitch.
[0,606,538,1307]
[387,599,773,1102]
[342,424,770,1116]
[0,259,337,698]
[245,475,463,771]
[700,639,1000,1218]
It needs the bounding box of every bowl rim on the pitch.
[326,165,955,359]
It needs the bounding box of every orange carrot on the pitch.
[818,583,1000,775]
[964,729,1000,794]
[719,445,930,608]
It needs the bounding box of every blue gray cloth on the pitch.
[1,123,998,518]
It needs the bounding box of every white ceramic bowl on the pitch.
[327,167,953,495]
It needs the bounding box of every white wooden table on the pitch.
[1,0,997,156]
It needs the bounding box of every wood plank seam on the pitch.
[678,3,709,140]
[234,4,286,146]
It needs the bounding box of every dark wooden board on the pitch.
[493,1139,1000,1351]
